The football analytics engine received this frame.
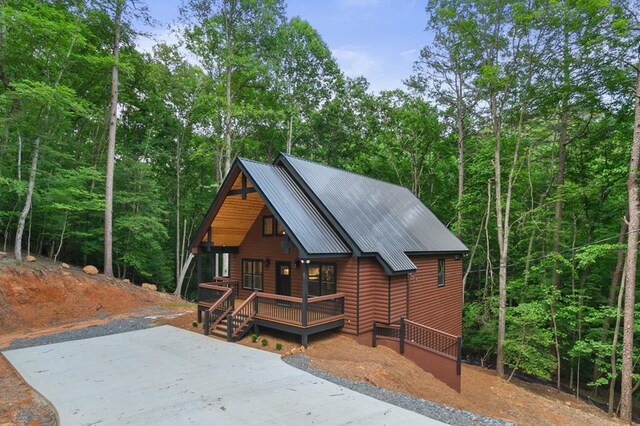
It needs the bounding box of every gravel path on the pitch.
[283,354,513,426]
[1,316,158,351]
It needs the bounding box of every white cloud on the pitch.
[400,48,418,60]
[332,46,378,79]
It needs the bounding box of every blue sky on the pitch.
[138,0,432,93]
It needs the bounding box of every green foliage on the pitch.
[261,338,268,347]
[251,333,259,343]
[275,342,282,351]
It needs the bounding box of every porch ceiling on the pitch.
[201,172,264,247]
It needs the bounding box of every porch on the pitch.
[197,279,345,347]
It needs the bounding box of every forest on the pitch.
[2,0,640,420]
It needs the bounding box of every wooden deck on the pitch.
[198,282,345,346]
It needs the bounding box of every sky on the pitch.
[137,0,432,93]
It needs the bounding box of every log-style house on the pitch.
[190,154,468,391]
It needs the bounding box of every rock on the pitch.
[26,255,36,262]
[0,251,7,258]
[61,262,70,269]
[564,401,572,406]
[142,283,157,291]
[122,278,130,284]
[63,271,71,276]
[83,265,99,275]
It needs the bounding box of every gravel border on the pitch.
[282,354,513,426]
[1,316,157,351]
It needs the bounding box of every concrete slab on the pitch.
[4,325,444,425]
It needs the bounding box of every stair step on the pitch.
[211,329,227,338]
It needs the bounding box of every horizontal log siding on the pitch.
[229,206,358,334]
[389,274,407,324]
[357,257,388,334]
[408,255,462,336]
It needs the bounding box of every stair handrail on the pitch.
[227,292,257,340]
[203,286,234,335]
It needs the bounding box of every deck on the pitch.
[197,281,345,346]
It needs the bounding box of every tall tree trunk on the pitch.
[594,219,627,396]
[224,64,232,175]
[492,88,507,379]
[14,136,41,261]
[456,73,465,238]
[610,262,627,414]
[620,61,640,424]
[104,0,123,277]
[175,135,181,289]
[286,114,293,154]
[551,25,570,288]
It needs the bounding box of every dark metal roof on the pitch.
[239,158,351,256]
[278,154,468,273]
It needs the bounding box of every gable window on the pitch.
[242,259,263,291]
[263,215,286,236]
[262,216,275,236]
[437,258,445,287]
[308,263,336,297]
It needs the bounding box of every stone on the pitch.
[63,272,71,276]
[0,251,7,258]
[83,265,99,275]
[26,255,36,262]
[61,262,70,269]
[141,283,157,291]
[122,278,130,284]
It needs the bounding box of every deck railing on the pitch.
[199,279,240,298]
[255,293,303,324]
[201,285,234,336]
[307,293,345,325]
[226,292,257,341]
[373,317,463,375]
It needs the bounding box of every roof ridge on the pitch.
[279,153,414,193]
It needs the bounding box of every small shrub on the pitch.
[192,321,198,328]
[261,338,268,347]
[275,342,283,351]
[251,333,258,343]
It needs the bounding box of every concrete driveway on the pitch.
[4,325,443,425]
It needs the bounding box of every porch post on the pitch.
[196,251,202,284]
[302,260,309,328]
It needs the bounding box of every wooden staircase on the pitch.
[208,313,253,341]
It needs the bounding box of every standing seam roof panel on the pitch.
[239,159,351,256]
[280,154,468,273]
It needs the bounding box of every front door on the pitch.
[275,261,291,296]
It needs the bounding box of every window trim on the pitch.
[262,216,275,237]
[308,262,337,297]
[242,258,264,291]
[437,258,446,287]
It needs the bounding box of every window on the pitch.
[308,263,336,297]
[242,259,263,291]
[276,220,286,236]
[437,258,445,287]
[262,216,274,236]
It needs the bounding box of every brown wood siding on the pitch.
[389,274,408,323]
[408,255,462,336]
[356,257,388,334]
[229,205,358,334]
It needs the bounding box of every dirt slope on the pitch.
[0,258,182,339]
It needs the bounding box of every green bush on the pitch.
[261,338,268,347]
[251,334,258,343]
[192,321,198,328]
[275,342,283,351]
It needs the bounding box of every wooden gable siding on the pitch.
[356,258,408,334]
[408,255,462,336]
[389,274,408,324]
[229,205,358,334]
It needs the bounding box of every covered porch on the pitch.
[197,274,345,346]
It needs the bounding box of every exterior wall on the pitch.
[229,206,358,334]
[356,257,387,334]
[407,255,463,336]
